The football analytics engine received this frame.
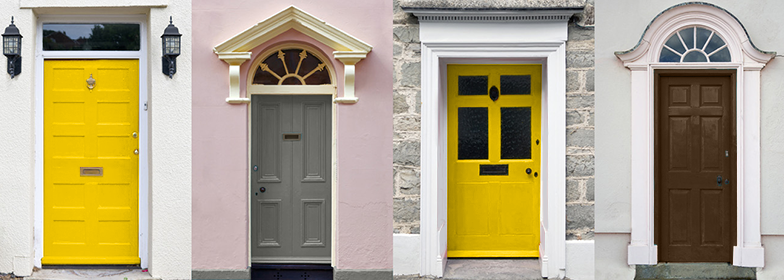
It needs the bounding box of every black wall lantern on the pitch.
[2,16,22,78]
[161,16,181,78]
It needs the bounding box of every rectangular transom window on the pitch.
[43,23,141,51]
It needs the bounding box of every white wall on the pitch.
[595,0,784,277]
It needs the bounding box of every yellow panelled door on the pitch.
[43,60,140,265]
[447,64,541,257]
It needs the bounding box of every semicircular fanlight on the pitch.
[252,48,331,85]
[659,27,731,63]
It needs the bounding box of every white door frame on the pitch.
[410,12,573,277]
[615,3,774,267]
[34,14,149,268]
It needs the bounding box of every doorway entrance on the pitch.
[655,71,736,262]
[250,95,332,263]
[43,59,140,265]
[446,64,541,258]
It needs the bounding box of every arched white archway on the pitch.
[616,2,774,267]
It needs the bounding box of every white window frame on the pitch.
[616,3,774,267]
[406,9,578,278]
[34,14,150,268]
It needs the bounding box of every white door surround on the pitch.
[33,15,150,268]
[404,8,580,278]
[615,3,774,267]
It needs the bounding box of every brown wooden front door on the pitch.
[655,71,735,262]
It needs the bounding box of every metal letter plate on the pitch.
[479,164,509,176]
[283,133,301,141]
[80,167,103,177]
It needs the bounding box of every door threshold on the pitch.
[443,258,542,280]
[251,264,333,280]
[28,267,155,280]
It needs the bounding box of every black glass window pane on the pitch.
[500,75,531,95]
[679,28,694,49]
[696,28,711,50]
[659,47,681,62]
[683,51,708,62]
[665,34,686,54]
[501,107,531,159]
[43,24,140,51]
[458,107,488,160]
[704,34,726,54]
[458,76,488,95]
[710,47,731,62]
[252,49,331,85]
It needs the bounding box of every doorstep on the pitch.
[27,268,158,280]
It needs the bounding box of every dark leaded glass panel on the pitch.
[501,107,531,159]
[710,48,731,62]
[696,28,711,50]
[458,76,488,95]
[252,49,331,85]
[43,23,140,51]
[683,51,708,62]
[458,107,488,160]
[659,47,680,62]
[679,28,694,49]
[665,33,686,54]
[704,34,726,54]
[500,75,531,95]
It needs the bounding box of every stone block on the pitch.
[401,61,421,87]
[568,21,594,42]
[566,50,594,68]
[415,90,421,113]
[566,70,581,93]
[566,128,594,147]
[566,110,584,127]
[567,154,594,177]
[566,179,581,202]
[393,43,402,58]
[586,69,594,92]
[566,204,594,230]
[394,91,409,114]
[395,114,421,131]
[393,25,420,44]
[394,197,420,223]
[394,141,421,166]
[586,178,594,201]
[397,167,421,195]
[566,95,594,110]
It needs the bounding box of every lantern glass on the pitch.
[3,36,19,56]
[163,36,180,56]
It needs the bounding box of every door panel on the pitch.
[657,74,734,262]
[251,95,331,263]
[43,60,139,265]
[447,64,541,258]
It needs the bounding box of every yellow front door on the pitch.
[447,64,541,257]
[43,60,140,265]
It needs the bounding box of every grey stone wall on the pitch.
[392,0,595,240]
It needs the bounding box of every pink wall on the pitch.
[192,0,393,271]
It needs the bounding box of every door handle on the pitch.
[717,175,722,186]
[526,168,532,175]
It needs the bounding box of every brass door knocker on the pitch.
[86,74,96,90]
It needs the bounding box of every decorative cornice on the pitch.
[405,9,581,22]
[213,6,372,104]
[417,14,571,22]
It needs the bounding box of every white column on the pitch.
[627,65,657,265]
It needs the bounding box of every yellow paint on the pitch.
[447,64,542,258]
[43,60,139,265]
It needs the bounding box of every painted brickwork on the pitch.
[392,0,595,240]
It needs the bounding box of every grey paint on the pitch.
[595,0,784,234]
[192,269,250,280]
[334,269,393,280]
[251,95,332,263]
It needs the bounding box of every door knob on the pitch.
[134,149,139,155]
[717,175,722,186]
[526,168,532,175]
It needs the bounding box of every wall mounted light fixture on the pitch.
[2,17,22,78]
[161,16,181,78]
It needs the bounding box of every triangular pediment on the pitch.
[213,5,372,54]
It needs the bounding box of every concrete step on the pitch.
[26,268,158,280]
[635,263,755,280]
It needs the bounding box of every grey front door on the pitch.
[251,95,331,263]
